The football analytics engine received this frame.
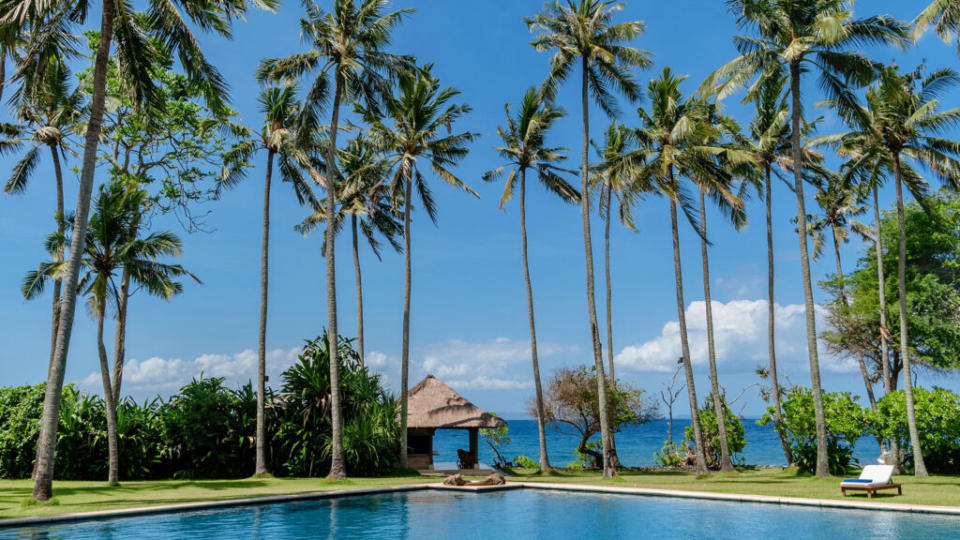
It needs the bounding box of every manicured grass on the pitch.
[2,468,958,521]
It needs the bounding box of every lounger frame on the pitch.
[840,482,902,499]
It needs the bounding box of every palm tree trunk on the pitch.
[399,164,413,470]
[699,189,733,472]
[789,60,829,477]
[0,49,5,107]
[520,168,551,472]
[255,149,274,476]
[893,155,927,477]
[326,76,346,480]
[604,182,614,381]
[873,183,899,464]
[352,214,364,365]
[670,184,707,475]
[48,143,65,370]
[580,56,615,477]
[96,297,119,485]
[111,268,130,404]
[33,0,115,501]
[765,164,792,466]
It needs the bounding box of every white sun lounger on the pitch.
[840,464,901,498]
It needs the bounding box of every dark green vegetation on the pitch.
[0,334,399,480]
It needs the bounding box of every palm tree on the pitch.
[2,0,269,500]
[525,0,652,478]
[363,64,477,469]
[258,0,412,479]
[23,182,197,484]
[913,0,960,54]
[741,72,793,465]
[634,68,718,475]
[483,87,578,472]
[297,133,403,365]
[704,0,907,477]
[1,56,82,368]
[817,65,960,476]
[222,83,317,477]
[591,121,639,382]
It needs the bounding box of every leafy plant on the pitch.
[685,393,746,470]
[654,441,683,467]
[869,387,960,474]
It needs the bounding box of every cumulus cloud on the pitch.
[416,337,576,390]
[614,299,857,374]
[79,347,302,396]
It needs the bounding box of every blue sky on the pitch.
[2,0,960,418]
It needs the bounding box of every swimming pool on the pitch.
[3,489,959,539]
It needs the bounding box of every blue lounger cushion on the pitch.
[842,479,874,483]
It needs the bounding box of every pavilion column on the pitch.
[469,428,478,469]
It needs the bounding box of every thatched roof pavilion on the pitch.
[404,375,506,471]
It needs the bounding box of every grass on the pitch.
[1,468,958,521]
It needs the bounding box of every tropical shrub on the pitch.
[654,441,683,467]
[480,413,511,469]
[513,455,539,469]
[0,383,45,478]
[869,387,960,474]
[760,387,867,475]
[684,393,746,469]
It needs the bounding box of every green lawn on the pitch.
[1,468,958,521]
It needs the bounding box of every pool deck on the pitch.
[2,481,960,528]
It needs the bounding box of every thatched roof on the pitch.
[404,375,507,429]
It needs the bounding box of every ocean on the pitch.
[432,418,882,469]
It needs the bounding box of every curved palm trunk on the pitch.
[893,156,927,477]
[604,182,614,380]
[48,143,65,369]
[352,215,364,365]
[326,77,346,480]
[255,149,274,476]
[34,1,115,501]
[670,186,707,474]
[96,297,119,484]
[873,184,899,463]
[580,56,615,477]
[0,50,5,107]
[765,164,792,465]
[399,167,413,470]
[699,189,733,472]
[789,60,829,477]
[520,168,551,471]
[112,268,130,404]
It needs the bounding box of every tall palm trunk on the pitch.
[873,184,899,463]
[0,50,5,107]
[669,182,707,474]
[352,214,364,365]
[699,189,733,472]
[580,56,615,477]
[48,143,65,369]
[789,60,829,477]
[399,165,413,470]
[765,164,792,465]
[112,268,130,404]
[604,181,614,381]
[325,76,346,480]
[34,0,115,501]
[520,168,551,471]
[255,149,274,476]
[893,155,927,477]
[96,296,119,484]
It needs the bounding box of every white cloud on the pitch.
[78,347,302,395]
[445,375,532,390]
[614,299,857,375]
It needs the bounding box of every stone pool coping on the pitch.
[2,481,959,528]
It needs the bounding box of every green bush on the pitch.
[0,383,45,479]
[513,455,539,469]
[868,387,960,474]
[684,393,746,469]
[759,387,866,475]
[654,441,683,467]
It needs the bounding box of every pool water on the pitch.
[4,489,959,539]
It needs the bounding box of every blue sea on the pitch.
[433,418,882,468]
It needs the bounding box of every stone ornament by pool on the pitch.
[3,487,960,539]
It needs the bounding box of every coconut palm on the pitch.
[1,56,82,368]
[23,182,198,484]
[483,87,578,472]
[363,64,477,469]
[2,0,269,500]
[221,83,317,477]
[297,133,403,365]
[525,0,652,478]
[703,0,907,477]
[815,65,960,476]
[913,0,960,55]
[258,0,412,479]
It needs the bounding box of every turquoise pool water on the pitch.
[3,489,959,539]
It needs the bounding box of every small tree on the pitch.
[479,412,511,470]
[536,365,655,469]
[685,393,746,470]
